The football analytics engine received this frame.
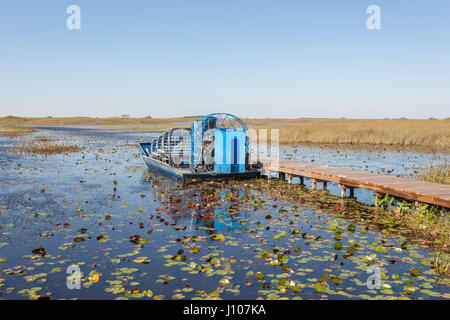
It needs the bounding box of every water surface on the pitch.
[0,127,448,300]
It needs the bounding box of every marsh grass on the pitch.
[12,142,82,155]
[417,165,449,185]
[433,253,450,277]
[2,116,449,151]
[33,137,53,142]
[391,200,450,245]
[0,125,36,137]
[123,125,179,131]
[0,116,192,126]
[246,118,450,152]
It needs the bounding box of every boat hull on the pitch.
[141,154,260,183]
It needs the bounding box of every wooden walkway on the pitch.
[256,158,450,208]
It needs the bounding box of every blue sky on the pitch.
[0,1,449,118]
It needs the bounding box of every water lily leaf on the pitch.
[403,285,416,295]
[334,231,342,240]
[133,257,150,264]
[96,235,107,242]
[410,268,420,277]
[375,246,387,254]
[211,234,225,242]
[315,282,326,293]
[255,272,264,280]
[421,289,440,297]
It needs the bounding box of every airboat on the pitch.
[139,113,260,182]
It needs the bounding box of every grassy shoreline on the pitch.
[1,116,449,152]
[0,125,36,137]
[246,118,450,152]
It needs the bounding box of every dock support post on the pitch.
[415,201,423,209]
[287,174,292,184]
[339,184,347,198]
[323,181,327,191]
[311,178,317,190]
[349,188,354,198]
[267,170,271,180]
[375,192,383,207]
[299,176,304,186]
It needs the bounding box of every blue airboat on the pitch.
[139,113,260,182]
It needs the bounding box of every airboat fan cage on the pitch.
[190,113,251,173]
[194,113,251,158]
[198,113,249,132]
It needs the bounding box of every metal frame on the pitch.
[191,113,251,172]
[198,113,249,132]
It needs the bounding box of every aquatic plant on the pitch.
[12,143,82,155]
[260,179,450,253]
[0,125,36,137]
[371,194,395,208]
[433,253,450,277]
[417,164,449,185]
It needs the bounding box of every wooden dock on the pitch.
[257,158,450,208]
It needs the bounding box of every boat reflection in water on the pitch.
[141,170,249,235]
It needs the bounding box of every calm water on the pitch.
[0,127,448,300]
